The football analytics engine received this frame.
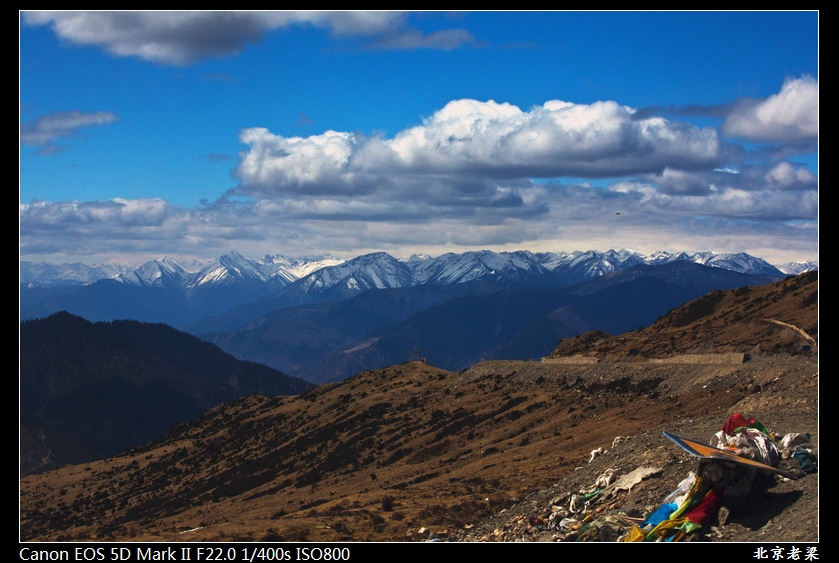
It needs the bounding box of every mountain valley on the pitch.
[20,271,818,542]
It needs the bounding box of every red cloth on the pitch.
[721,412,755,435]
[685,488,723,526]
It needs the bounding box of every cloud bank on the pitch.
[20,79,818,264]
[20,180,817,264]
[23,11,476,65]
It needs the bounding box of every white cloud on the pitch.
[764,162,818,190]
[21,198,177,229]
[231,96,819,244]
[236,128,360,196]
[723,76,818,142]
[23,11,474,65]
[372,99,724,175]
[235,98,726,202]
[20,110,118,150]
[646,168,714,196]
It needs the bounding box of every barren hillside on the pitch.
[20,273,818,542]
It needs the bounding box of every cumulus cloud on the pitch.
[637,77,818,146]
[723,76,819,142]
[230,97,818,232]
[645,162,817,196]
[236,128,362,196]
[20,110,118,153]
[763,162,818,190]
[235,98,726,203]
[611,179,817,221]
[645,168,715,196]
[23,11,475,65]
[375,99,724,175]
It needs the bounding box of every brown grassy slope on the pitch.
[550,270,817,361]
[20,273,817,543]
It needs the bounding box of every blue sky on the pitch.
[20,11,818,265]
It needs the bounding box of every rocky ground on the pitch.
[456,403,818,542]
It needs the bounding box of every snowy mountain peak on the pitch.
[282,254,345,279]
[401,253,432,263]
[297,251,413,293]
[20,261,130,288]
[777,261,819,275]
[697,253,782,276]
[190,252,268,288]
[258,253,293,267]
[218,250,255,269]
[118,257,189,287]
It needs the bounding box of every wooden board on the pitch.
[662,431,798,480]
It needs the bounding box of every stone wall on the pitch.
[541,355,600,364]
[649,353,745,364]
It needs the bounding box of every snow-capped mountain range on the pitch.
[20,249,816,376]
[21,249,812,292]
[20,252,344,290]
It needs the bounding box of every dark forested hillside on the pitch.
[20,312,313,475]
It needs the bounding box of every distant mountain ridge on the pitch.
[20,251,344,290]
[206,261,781,384]
[21,248,796,290]
[20,249,795,331]
[19,252,345,326]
